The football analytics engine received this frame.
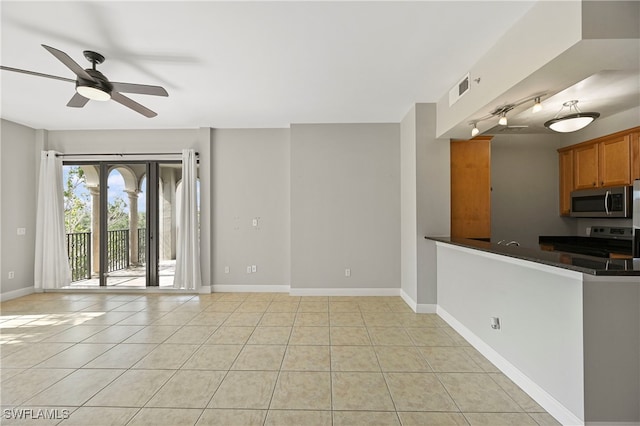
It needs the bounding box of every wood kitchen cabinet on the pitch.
[573,143,599,190]
[557,126,639,216]
[631,131,640,181]
[559,149,573,216]
[598,134,631,187]
[572,133,631,190]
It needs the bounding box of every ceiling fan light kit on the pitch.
[75,50,111,101]
[544,100,600,133]
[0,44,168,117]
[76,85,111,101]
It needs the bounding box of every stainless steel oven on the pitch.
[570,186,632,218]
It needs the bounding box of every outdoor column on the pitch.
[126,190,140,266]
[88,186,100,276]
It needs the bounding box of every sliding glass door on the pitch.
[100,162,158,286]
[63,160,185,287]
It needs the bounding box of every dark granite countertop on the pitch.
[538,235,632,256]
[425,236,640,276]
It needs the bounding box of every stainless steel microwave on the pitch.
[570,186,632,218]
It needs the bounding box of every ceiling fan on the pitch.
[0,44,168,118]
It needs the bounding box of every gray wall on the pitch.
[401,103,452,308]
[290,123,400,291]
[491,133,574,248]
[415,104,450,306]
[400,105,417,303]
[0,119,38,297]
[211,128,290,288]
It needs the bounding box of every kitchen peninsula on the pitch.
[426,236,639,426]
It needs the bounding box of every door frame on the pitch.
[99,161,161,286]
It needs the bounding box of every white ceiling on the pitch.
[0,1,538,130]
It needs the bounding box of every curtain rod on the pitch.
[56,152,199,158]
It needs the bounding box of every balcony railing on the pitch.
[107,229,129,272]
[66,229,133,282]
[138,228,146,264]
[66,232,91,282]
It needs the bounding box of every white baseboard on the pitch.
[212,284,290,293]
[400,289,417,311]
[437,306,584,426]
[289,287,400,297]
[416,303,437,314]
[586,423,640,426]
[0,286,35,302]
[198,285,212,294]
[400,289,436,313]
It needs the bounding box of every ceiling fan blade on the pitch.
[0,65,75,83]
[41,44,94,82]
[67,93,89,108]
[111,82,168,97]
[111,91,157,118]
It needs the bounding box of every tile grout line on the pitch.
[1,293,561,426]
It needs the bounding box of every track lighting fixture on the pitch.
[471,123,480,137]
[544,100,600,133]
[532,97,542,113]
[467,94,546,134]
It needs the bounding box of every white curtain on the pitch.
[174,149,202,290]
[34,151,72,290]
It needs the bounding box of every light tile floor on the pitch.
[0,293,562,425]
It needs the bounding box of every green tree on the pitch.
[64,166,131,233]
[64,166,91,233]
[108,196,130,230]
[138,211,146,229]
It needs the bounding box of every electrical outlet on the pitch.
[246,266,252,274]
[490,317,501,330]
[345,268,351,277]
[224,266,230,274]
[251,265,257,273]
[16,228,26,236]
[8,271,15,279]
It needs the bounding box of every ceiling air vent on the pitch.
[449,73,470,106]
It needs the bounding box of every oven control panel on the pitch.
[589,226,633,240]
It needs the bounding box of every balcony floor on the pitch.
[65,260,176,288]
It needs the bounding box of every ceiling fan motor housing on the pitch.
[76,69,113,97]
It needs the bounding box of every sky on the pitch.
[63,166,145,216]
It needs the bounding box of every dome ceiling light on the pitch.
[544,100,600,133]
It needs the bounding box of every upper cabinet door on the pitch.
[573,143,599,190]
[559,149,573,216]
[631,132,640,181]
[599,135,631,187]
